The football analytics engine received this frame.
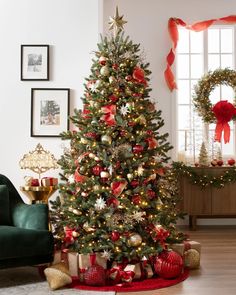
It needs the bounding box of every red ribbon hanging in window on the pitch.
[165,15,236,92]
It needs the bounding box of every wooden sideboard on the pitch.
[179,167,236,230]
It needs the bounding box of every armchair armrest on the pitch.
[12,203,50,230]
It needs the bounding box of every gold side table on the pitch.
[20,185,58,204]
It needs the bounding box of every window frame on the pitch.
[173,24,236,163]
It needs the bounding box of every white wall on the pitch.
[0,0,102,202]
[1,0,236,224]
[103,0,236,225]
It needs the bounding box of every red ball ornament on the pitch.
[92,165,103,176]
[217,160,223,166]
[228,158,235,166]
[84,132,97,139]
[84,264,106,286]
[109,94,118,102]
[194,162,199,167]
[132,194,141,205]
[154,250,183,279]
[99,56,107,66]
[128,121,136,127]
[115,161,121,169]
[111,231,120,242]
[132,93,142,97]
[125,75,132,81]
[146,130,153,136]
[130,180,139,188]
[120,130,127,137]
[147,189,156,199]
[133,144,144,153]
[112,63,118,70]
[107,196,119,207]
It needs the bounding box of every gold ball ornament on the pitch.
[83,222,96,233]
[100,65,110,76]
[127,173,134,181]
[100,171,110,178]
[101,135,112,145]
[93,184,101,191]
[128,233,142,247]
[89,153,96,159]
[72,231,79,238]
[80,138,88,144]
[184,249,200,269]
[72,209,82,215]
[109,76,116,84]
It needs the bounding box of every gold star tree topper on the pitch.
[109,6,127,36]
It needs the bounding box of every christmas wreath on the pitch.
[193,68,236,143]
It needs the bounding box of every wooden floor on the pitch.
[117,226,236,295]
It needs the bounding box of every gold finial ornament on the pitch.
[19,143,58,179]
[109,6,127,36]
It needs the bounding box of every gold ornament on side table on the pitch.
[19,143,58,204]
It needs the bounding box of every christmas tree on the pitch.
[199,142,209,167]
[50,8,184,263]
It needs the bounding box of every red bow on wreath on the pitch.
[212,100,236,143]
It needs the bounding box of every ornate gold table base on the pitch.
[20,186,57,204]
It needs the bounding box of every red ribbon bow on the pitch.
[111,180,128,197]
[101,104,116,126]
[212,100,236,144]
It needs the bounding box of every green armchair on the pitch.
[0,174,54,269]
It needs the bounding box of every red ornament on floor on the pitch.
[154,250,183,279]
[84,263,106,286]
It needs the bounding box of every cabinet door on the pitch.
[180,177,212,215]
[212,184,236,215]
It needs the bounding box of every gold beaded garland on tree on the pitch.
[193,68,236,123]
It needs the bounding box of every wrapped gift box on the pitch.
[41,177,58,187]
[171,240,201,256]
[52,250,69,269]
[68,252,79,276]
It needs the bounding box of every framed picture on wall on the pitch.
[31,88,70,137]
[21,45,49,80]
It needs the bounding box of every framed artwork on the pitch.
[31,88,70,137]
[21,45,49,80]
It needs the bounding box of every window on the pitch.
[176,26,235,162]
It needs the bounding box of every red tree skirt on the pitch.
[70,270,189,292]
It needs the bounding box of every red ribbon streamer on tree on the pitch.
[165,15,236,91]
[212,100,236,144]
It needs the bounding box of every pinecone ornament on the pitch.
[84,264,106,286]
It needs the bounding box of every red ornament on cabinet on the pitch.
[228,158,235,166]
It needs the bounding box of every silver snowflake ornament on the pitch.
[68,174,75,184]
[94,197,106,211]
[120,104,130,116]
